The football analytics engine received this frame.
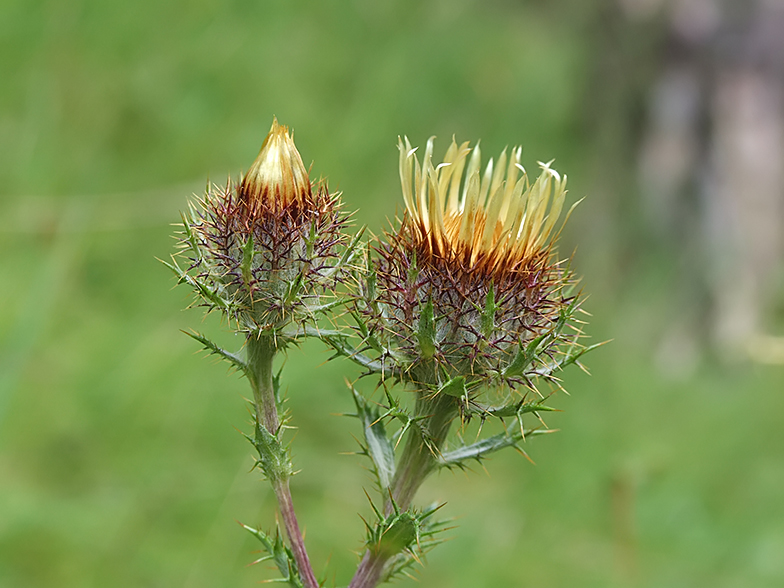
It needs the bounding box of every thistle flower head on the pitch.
[170,118,350,337]
[358,136,583,396]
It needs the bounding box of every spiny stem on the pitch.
[348,392,457,588]
[247,335,319,588]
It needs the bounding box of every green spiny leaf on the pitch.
[184,330,255,386]
[351,313,384,354]
[438,428,556,468]
[375,504,450,584]
[250,421,292,482]
[481,283,496,339]
[162,257,233,313]
[407,250,418,284]
[241,524,304,588]
[417,298,437,359]
[352,387,396,489]
[503,333,547,378]
[534,341,606,377]
[272,369,283,407]
[305,219,318,259]
[179,211,202,260]
[326,225,366,279]
[241,233,254,288]
[282,324,345,340]
[303,296,345,315]
[477,400,557,418]
[364,266,377,304]
[322,334,385,373]
[553,294,581,335]
[438,376,467,398]
[376,512,418,557]
[283,273,305,306]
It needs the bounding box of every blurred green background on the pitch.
[2,1,783,587]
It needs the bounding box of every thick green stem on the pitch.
[246,335,319,588]
[349,391,458,588]
[246,335,279,433]
[389,393,457,511]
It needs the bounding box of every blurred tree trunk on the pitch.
[602,0,784,361]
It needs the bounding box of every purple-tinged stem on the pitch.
[272,478,318,588]
[248,335,319,588]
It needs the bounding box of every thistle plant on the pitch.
[332,137,597,588]
[166,122,596,587]
[166,119,356,588]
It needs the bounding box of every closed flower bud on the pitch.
[240,118,312,215]
[174,118,349,335]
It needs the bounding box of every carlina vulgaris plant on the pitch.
[166,121,598,587]
[164,118,361,588]
[324,136,600,588]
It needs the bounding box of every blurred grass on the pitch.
[1,1,783,587]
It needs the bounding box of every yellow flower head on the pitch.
[398,136,568,275]
[354,135,580,389]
